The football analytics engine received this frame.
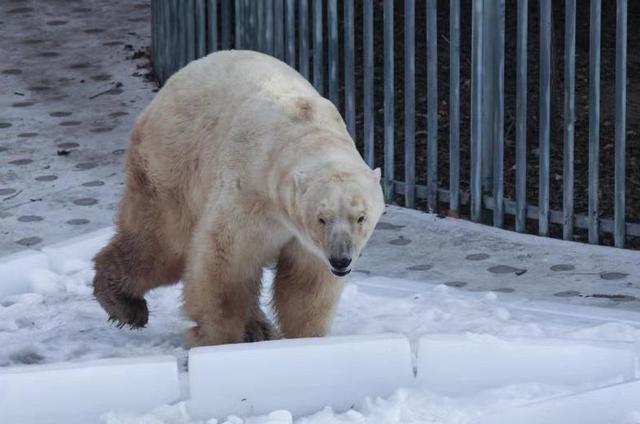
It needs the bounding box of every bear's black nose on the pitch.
[329,257,352,270]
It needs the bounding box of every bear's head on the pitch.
[294,167,385,277]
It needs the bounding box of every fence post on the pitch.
[470,0,484,222]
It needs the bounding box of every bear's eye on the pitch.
[357,216,366,224]
[318,218,326,225]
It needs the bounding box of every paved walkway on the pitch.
[1,0,638,312]
[1,0,154,255]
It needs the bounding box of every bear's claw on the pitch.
[99,294,149,329]
[244,317,280,343]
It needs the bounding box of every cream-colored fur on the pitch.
[93,50,385,347]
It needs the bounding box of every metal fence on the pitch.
[150,0,637,248]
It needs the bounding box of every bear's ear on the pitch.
[372,168,381,182]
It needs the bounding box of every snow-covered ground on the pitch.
[2,228,640,423]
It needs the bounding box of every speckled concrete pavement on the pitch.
[1,0,638,312]
[1,0,154,255]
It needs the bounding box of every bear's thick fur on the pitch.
[93,51,385,347]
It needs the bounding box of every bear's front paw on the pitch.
[99,293,149,329]
[244,317,280,343]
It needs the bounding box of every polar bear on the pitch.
[93,50,385,347]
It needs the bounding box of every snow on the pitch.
[188,335,413,419]
[1,228,640,423]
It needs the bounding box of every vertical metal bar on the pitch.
[363,0,374,168]
[344,0,355,139]
[299,0,309,79]
[207,0,218,52]
[481,1,494,195]
[274,0,284,59]
[257,0,264,52]
[196,0,206,57]
[492,0,505,227]
[383,0,395,202]
[449,0,460,212]
[588,0,601,244]
[185,0,196,64]
[515,0,528,232]
[266,0,275,54]
[312,0,323,94]
[298,0,309,80]
[614,0,628,247]
[221,0,230,49]
[235,0,243,49]
[249,0,257,51]
[563,0,576,240]
[328,0,339,107]
[404,0,416,209]
[470,0,484,222]
[285,0,295,67]
[539,0,551,236]
[247,0,254,50]
[427,0,438,212]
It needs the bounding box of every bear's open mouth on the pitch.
[331,269,351,277]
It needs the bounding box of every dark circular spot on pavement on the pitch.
[12,101,36,107]
[103,41,124,46]
[2,69,22,75]
[90,127,114,133]
[376,221,406,230]
[16,236,42,247]
[73,198,97,206]
[8,7,34,13]
[50,111,72,117]
[75,162,97,170]
[91,73,112,81]
[550,264,575,272]
[109,111,129,117]
[0,122,12,128]
[39,51,61,58]
[57,142,79,149]
[10,351,45,365]
[112,149,125,155]
[46,20,68,26]
[0,188,17,196]
[9,159,32,166]
[59,121,82,126]
[492,287,515,293]
[407,264,433,271]
[35,175,58,182]
[445,281,468,288]
[591,293,637,302]
[23,38,45,45]
[600,272,629,281]
[68,62,91,69]
[466,253,490,261]
[84,28,106,34]
[488,265,525,274]
[17,132,38,138]
[554,290,580,297]
[67,218,90,225]
[389,237,411,246]
[18,215,43,222]
[82,180,104,187]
